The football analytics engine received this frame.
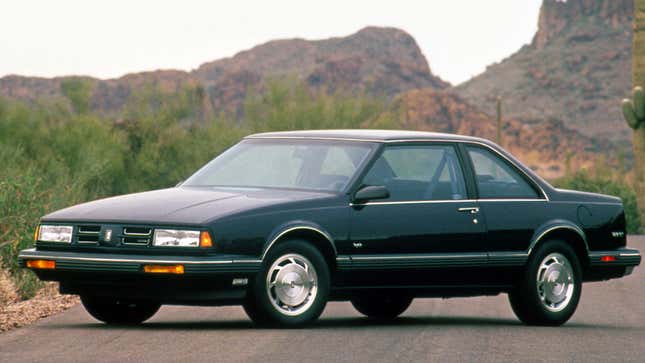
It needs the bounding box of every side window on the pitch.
[361,145,467,201]
[466,146,539,199]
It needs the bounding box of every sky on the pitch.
[0,0,543,85]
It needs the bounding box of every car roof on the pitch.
[245,129,488,143]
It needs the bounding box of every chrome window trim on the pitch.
[350,199,477,207]
[550,200,622,206]
[456,140,550,201]
[477,199,548,202]
[261,226,337,260]
[350,198,547,207]
[246,136,551,201]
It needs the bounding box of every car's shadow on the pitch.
[43,315,638,331]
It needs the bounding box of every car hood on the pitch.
[42,187,337,225]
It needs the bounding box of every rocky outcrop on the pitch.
[373,88,605,178]
[456,0,634,145]
[534,0,632,49]
[193,26,449,116]
[0,27,449,118]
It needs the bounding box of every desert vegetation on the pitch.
[0,78,640,301]
[0,79,388,299]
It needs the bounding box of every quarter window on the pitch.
[466,146,539,199]
[361,145,467,201]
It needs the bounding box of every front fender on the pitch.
[262,220,336,259]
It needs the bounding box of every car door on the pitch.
[464,144,549,263]
[347,143,487,275]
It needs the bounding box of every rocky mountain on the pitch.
[0,27,448,117]
[371,88,605,178]
[455,0,633,143]
[0,8,632,177]
[194,27,449,115]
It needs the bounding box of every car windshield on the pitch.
[183,139,375,192]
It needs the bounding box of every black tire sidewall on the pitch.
[81,296,160,324]
[351,293,413,319]
[249,239,330,327]
[513,239,582,326]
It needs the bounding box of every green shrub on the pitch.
[3,77,637,300]
[60,78,93,114]
[0,79,386,298]
[553,171,641,233]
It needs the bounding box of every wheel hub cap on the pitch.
[536,252,574,312]
[266,253,318,316]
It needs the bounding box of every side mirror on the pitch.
[353,185,389,203]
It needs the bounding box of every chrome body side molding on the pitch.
[527,223,589,255]
[262,225,337,260]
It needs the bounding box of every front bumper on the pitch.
[19,248,263,304]
[19,248,262,275]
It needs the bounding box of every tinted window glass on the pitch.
[361,145,467,201]
[467,146,539,199]
[184,140,373,192]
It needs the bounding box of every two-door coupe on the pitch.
[20,130,641,327]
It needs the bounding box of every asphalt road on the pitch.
[1,238,644,363]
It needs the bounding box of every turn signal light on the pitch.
[143,264,185,274]
[26,259,56,269]
[34,226,40,242]
[200,231,213,248]
[600,256,616,262]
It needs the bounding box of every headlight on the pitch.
[153,229,201,247]
[38,225,73,243]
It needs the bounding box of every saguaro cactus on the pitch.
[623,90,645,227]
[622,0,645,227]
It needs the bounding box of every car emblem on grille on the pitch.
[104,229,113,242]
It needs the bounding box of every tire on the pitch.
[351,293,413,319]
[242,290,270,326]
[244,239,330,327]
[81,296,161,325]
[508,239,582,326]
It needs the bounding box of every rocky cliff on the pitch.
[455,0,633,144]
[372,88,605,178]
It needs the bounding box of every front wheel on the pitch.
[508,240,582,326]
[351,294,413,319]
[81,296,161,325]
[244,240,330,327]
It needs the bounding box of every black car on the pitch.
[20,130,641,327]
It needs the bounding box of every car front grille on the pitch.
[122,227,152,246]
[77,225,101,245]
[36,223,208,254]
[65,224,154,247]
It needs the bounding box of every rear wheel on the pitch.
[508,240,582,326]
[351,293,413,319]
[81,296,160,325]
[244,240,330,327]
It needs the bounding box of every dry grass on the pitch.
[0,267,19,305]
[0,275,78,332]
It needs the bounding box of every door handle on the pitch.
[458,207,479,214]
